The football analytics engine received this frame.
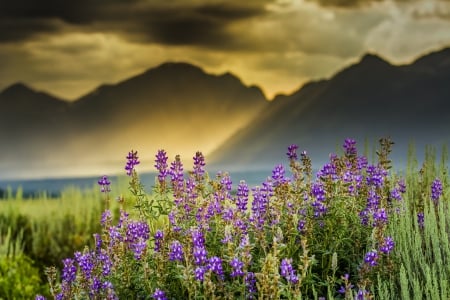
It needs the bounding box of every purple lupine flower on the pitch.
[311,182,327,217]
[93,233,102,253]
[272,164,290,186]
[317,162,338,181]
[417,212,425,229]
[98,175,111,193]
[245,272,257,296]
[355,289,370,300]
[337,273,354,295]
[125,150,140,176]
[220,172,233,191]
[287,144,299,160]
[380,236,395,255]
[61,258,77,284]
[154,230,164,252]
[193,151,206,180]
[366,165,387,187]
[98,250,112,276]
[193,246,208,265]
[152,288,168,300]
[90,276,102,295]
[100,210,112,227]
[154,150,169,184]
[194,266,207,282]
[364,250,379,267]
[169,155,185,198]
[297,219,306,233]
[230,258,245,277]
[236,181,249,212]
[169,240,184,262]
[251,180,273,228]
[75,251,95,280]
[117,209,129,228]
[343,138,357,157]
[35,295,46,300]
[373,208,388,227]
[390,188,402,201]
[431,179,443,203]
[398,179,406,193]
[280,258,299,284]
[222,207,234,222]
[208,256,224,279]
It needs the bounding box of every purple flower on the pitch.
[390,188,402,201]
[100,210,112,227]
[380,236,395,255]
[297,219,306,233]
[236,181,249,212]
[75,251,94,280]
[230,258,245,277]
[208,256,224,279]
[35,295,46,300]
[193,151,206,180]
[272,164,290,186]
[125,150,140,176]
[431,179,443,203]
[154,150,169,184]
[355,289,370,300]
[169,240,184,262]
[220,173,233,191]
[373,208,388,227]
[366,165,387,187]
[193,246,208,265]
[364,250,378,267]
[98,250,112,276]
[62,258,77,284]
[98,175,111,193]
[417,212,425,229]
[154,230,164,252]
[152,288,168,300]
[194,266,206,282]
[169,155,184,194]
[317,163,338,181]
[280,258,299,284]
[311,182,327,217]
[287,144,299,160]
[343,138,357,157]
[245,272,257,296]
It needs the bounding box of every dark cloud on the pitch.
[307,0,383,8]
[0,1,268,48]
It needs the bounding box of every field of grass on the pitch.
[0,139,448,299]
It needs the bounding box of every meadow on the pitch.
[0,138,448,299]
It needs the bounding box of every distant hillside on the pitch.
[209,47,450,171]
[0,63,267,179]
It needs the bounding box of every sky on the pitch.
[1,0,450,100]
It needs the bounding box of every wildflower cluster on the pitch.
[40,138,429,299]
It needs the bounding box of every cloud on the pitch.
[0,0,270,48]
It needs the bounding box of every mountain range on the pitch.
[1,47,450,180]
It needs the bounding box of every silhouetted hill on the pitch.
[209,47,450,171]
[0,63,267,179]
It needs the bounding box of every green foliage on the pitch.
[0,254,44,299]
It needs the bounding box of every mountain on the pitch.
[0,63,267,179]
[209,48,450,171]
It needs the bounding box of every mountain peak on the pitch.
[1,82,35,97]
[148,61,206,75]
[410,47,450,70]
[359,53,390,66]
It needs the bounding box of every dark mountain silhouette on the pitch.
[209,48,450,171]
[0,63,267,179]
